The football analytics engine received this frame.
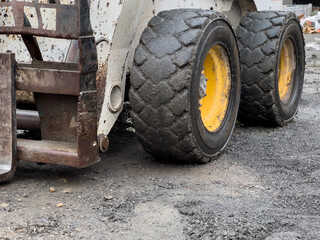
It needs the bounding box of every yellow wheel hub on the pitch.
[199,44,231,132]
[278,38,296,104]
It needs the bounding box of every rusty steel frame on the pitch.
[0,0,99,177]
[0,54,17,183]
[0,0,84,39]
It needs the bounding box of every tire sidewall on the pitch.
[190,19,240,156]
[275,19,305,121]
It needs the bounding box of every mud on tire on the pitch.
[236,11,305,126]
[129,9,240,163]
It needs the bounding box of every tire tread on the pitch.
[130,9,225,163]
[236,11,302,126]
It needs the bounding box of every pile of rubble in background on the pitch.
[283,4,320,34]
[301,11,320,34]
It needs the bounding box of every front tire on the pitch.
[130,9,240,163]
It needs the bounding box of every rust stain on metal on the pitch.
[16,90,35,105]
[96,61,108,120]
[98,134,109,152]
[35,94,78,143]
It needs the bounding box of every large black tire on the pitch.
[129,9,240,163]
[236,11,305,126]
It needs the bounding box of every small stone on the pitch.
[1,203,9,208]
[59,178,67,183]
[4,207,12,212]
[62,188,72,194]
[50,187,56,193]
[100,217,110,222]
[56,203,64,207]
[104,195,113,201]
[23,194,28,198]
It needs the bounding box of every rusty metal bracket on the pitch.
[0,54,17,183]
[0,0,99,170]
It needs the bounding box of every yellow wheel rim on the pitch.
[278,38,296,104]
[199,44,231,132]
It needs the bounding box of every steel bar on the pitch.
[17,139,80,167]
[0,53,17,183]
[17,109,40,130]
[16,66,80,96]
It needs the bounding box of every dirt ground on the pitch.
[1,35,320,240]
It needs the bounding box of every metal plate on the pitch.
[0,53,17,183]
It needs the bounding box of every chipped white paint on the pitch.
[0,0,283,137]
[255,0,283,11]
[40,8,57,31]
[24,7,39,28]
[0,7,14,27]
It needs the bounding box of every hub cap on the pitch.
[199,44,231,132]
[278,38,296,104]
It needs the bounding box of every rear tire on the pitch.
[130,9,240,163]
[236,11,305,126]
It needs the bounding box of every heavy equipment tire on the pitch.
[129,9,240,163]
[236,11,305,126]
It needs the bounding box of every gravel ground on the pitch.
[1,35,320,240]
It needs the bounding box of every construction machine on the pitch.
[0,0,305,182]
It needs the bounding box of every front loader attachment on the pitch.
[0,0,99,182]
